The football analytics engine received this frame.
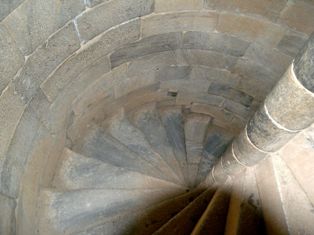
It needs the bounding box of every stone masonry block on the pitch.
[265,64,314,131]
[0,25,24,93]
[155,65,191,81]
[277,30,308,58]
[247,104,296,152]
[14,22,81,103]
[142,12,218,37]
[182,31,250,57]
[155,0,203,12]
[77,0,153,41]
[0,194,16,235]
[0,0,24,21]
[3,0,84,55]
[110,32,183,68]
[41,19,139,102]
[0,84,26,182]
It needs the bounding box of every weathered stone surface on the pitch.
[85,0,111,8]
[77,0,153,41]
[222,99,251,119]
[41,19,139,102]
[176,91,224,107]
[110,32,183,68]
[265,65,314,130]
[156,65,191,81]
[3,0,84,55]
[208,82,253,107]
[0,193,16,235]
[217,13,285,47]
[182,31,250,57]
[220,145,246,176]
[0,25,24,93]
[233,130,267,166]
[142,12,218,37]
[280,1,314,34]
[14,22,80,103]
[0,105,42,198]
[205,0,286,21]
[160,79,211,94]
[244,43,292,76]
[154,0,203,12]
[277,30,308,57]
[0,84,26,181]
[131,104,186,182]
[247,105,296,152]
[294,33,314,93]
[0,0,24,21]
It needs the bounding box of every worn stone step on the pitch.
[129,103,185,185]
[184,113,211,187]
[153,186,216,235]
[191,180,232,235]
[196,125,234,185]
[256,156,314,235]
[53,148,186,191]
[78,125,168,183]
[224,168,265,235]
[108,109,182,185]
[159,106,190,185]
[38,187,185,235]
[73,188,204,235]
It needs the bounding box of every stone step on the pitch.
[159,106,190,185]
[224,168,265,235]
[73,188,204,235]
[78,125,169,183]
[196,125,234,184]
[108,109,182,185]
[184,113,211,187]
[256,156,314,235]
[130,103,185,185]
[53,148,186,191]
[38,187,185,235]
[153,186,216,235]
[191,180,232,235]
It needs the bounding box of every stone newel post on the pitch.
[209,33,314,183]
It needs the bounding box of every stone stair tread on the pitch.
[159,106,189,185]
[130,103,185,184]
[224,168,265,235]
[78,125,170,183]
[108,109,182,184]
[184,113,211,187]
[38,187,185,235]
[196,125,233,184]
[153,186,217,235]
[191,180,232,235]
[53,148,187,191]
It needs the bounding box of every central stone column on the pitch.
[207,33,314,183]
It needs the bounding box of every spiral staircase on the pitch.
[1,0,314,235]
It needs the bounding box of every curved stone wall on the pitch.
[0,0,314,234]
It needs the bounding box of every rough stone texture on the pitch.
[280,1,314,34]
[0,25,24,93]
[233,130,268,166]
[0,0,24,21]
[247,105,296,152]
[0,193,16,235]
[176,91,224,107]
[277,30,308,57]
[0,84,26,182]
[205,0,286,21]
[293,32,314,93]
[222,99,251,120]
[2,0,84,55]
[156,65,191,81]
[142,12,218,37]
[110,32,183,68]
[77,0,154,41]
[217,13,285,47]
[182,31,250,57]
[154,0,203,12]
[14,22,80,103]
[41,19,139,102]
[265,65,314,131]
[85,0,111,8]
[208,82,253,107]
[220,145,246,176]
